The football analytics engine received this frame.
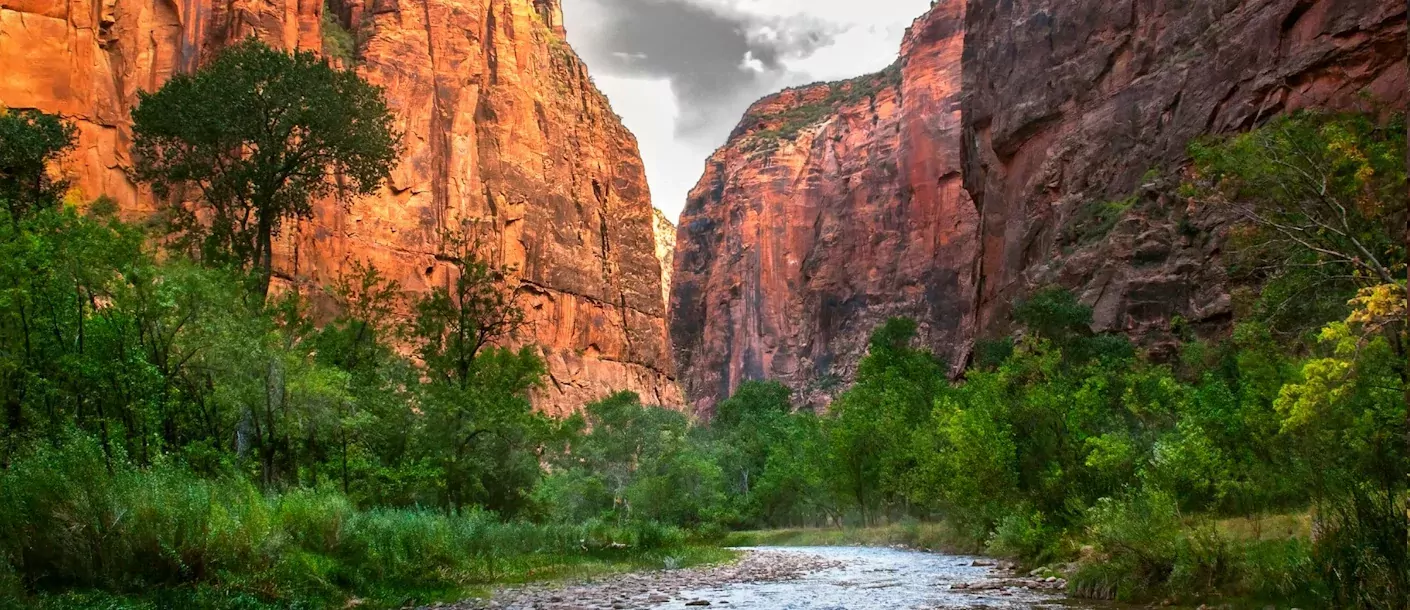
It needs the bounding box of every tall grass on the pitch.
[0,437,726,609]
[723,520,979,554]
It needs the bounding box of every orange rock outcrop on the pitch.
[0,0,682,415]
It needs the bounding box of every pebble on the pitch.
[434,550,842,610]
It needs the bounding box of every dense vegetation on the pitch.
[0,44,719,609]
[0,36,1403,610]
[711,112,1407,607]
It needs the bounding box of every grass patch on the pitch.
[1215,512,1313,542]
[1060,194,1138,246]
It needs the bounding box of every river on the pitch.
[462,546,1084,610]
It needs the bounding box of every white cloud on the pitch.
[739,51,767,73]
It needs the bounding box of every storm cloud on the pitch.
[562,0,933,220]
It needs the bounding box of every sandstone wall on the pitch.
[0,0,682,415]
[670,2,972,413]
[671,0,1406,412]
[962,0,1407,356]
[652,208,675,309]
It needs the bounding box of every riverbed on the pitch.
[453,546,1081,610]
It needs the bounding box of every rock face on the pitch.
[652,208,676,308]
[671,2,973,413]
[962,0,1407,352]
[0,0,682,415]
[671,0,1406,412]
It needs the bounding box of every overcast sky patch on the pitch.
[563,0,932,222]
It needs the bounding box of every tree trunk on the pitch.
[256,211,274,301]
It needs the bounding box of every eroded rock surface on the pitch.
[653,208,676,309]
[671,2,972,413]
[670,0,1406,411]
[962,0,1407,355]
[0,0,682,414]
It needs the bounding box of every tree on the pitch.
[543,391,723,526]
[826,318,947,523]
[1191,112,1406,337]
[131,38,400,299]
[1193,113,1408,560]
[709,381,821,526]
[409,232,545,513]
[0,108,75,226]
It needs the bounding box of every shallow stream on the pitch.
[656,546,1077,610]
[471,546,1089,610]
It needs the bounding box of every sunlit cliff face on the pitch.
[0,0,683,415]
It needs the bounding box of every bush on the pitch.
[0,435,701,607]
[1313,489,1410,610]
[1076,488,1183,600]
[986,509,1060,565]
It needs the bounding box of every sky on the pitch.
[561,0,933,223]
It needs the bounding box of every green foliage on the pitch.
[1191,112,1407,338]
[320,4,356,62]
[539,392,723,527]
[826,318,947,524]
[0,435,711,608]
[0,107,76,224]
[986,508,1060,564]
[708,381,832,527]
[131,39,399,298]
[1012,286,1093,341]
[744,63,901,145]
[1060,194,1137,246]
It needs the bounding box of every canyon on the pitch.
[0,0,680,414]
[2,0,1404,417]
[671,0,1407,412]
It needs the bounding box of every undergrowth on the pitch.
[0,438,732,609]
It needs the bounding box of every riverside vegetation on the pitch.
[1,41,1406,610]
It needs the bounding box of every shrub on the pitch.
[1077,488,1182,599]
[987,509,1060,565]
[320,3,355,62]
[1313,488,1410,610]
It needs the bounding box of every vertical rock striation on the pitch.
[671,0,1406,412]
[0,0,682,415]
[671,2,972,413]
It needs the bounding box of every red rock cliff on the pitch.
[671,0,1406,412]
[962,0,1407,354]
[671,1,973,413]
[0,0,682,415]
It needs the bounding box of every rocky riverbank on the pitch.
[442,550,843,610]
[433,547,1081,610]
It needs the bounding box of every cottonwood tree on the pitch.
[1195,111,1407,600]
[410,229,546,514]
[132,38,399,299]
[0,108,75,226]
